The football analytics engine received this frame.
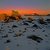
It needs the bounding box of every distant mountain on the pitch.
[24,14,33,16]
[24,13,40,16]
[24,13,47,16]
[33,13,40,16]
[47,14,50,16]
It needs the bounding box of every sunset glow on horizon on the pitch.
[0,0,50,15]
[0,8,50,15]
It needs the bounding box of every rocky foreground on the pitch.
[0,16,50,50]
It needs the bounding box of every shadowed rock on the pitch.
[32,24,38,27]
[28,17,33,20]
[23,22,29,25]
[2,34,8,38]
[32,24,41,29]
[45,35,48,37]
[22,30,26,33]
[5,39,11,43]
[17,44,20,47]
[9,16,16,20]
[8,29,13,33]
[46,19,50,21]
[4,16,16,23]
[42,30,45,32]
[8,31,13,33]
[24,28,27,30]
[12,25,18,28]
[13,33,22,37]
[26,20,32,23]
[38,18,46,24]
[46,19,50,23]
[19,30,22,32]
[0,29,4,33]
[27,35,43,43]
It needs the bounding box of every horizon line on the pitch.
[0,9,50,15]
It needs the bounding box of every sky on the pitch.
[0,0,50,14]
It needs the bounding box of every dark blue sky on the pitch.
[0,0,50,10]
